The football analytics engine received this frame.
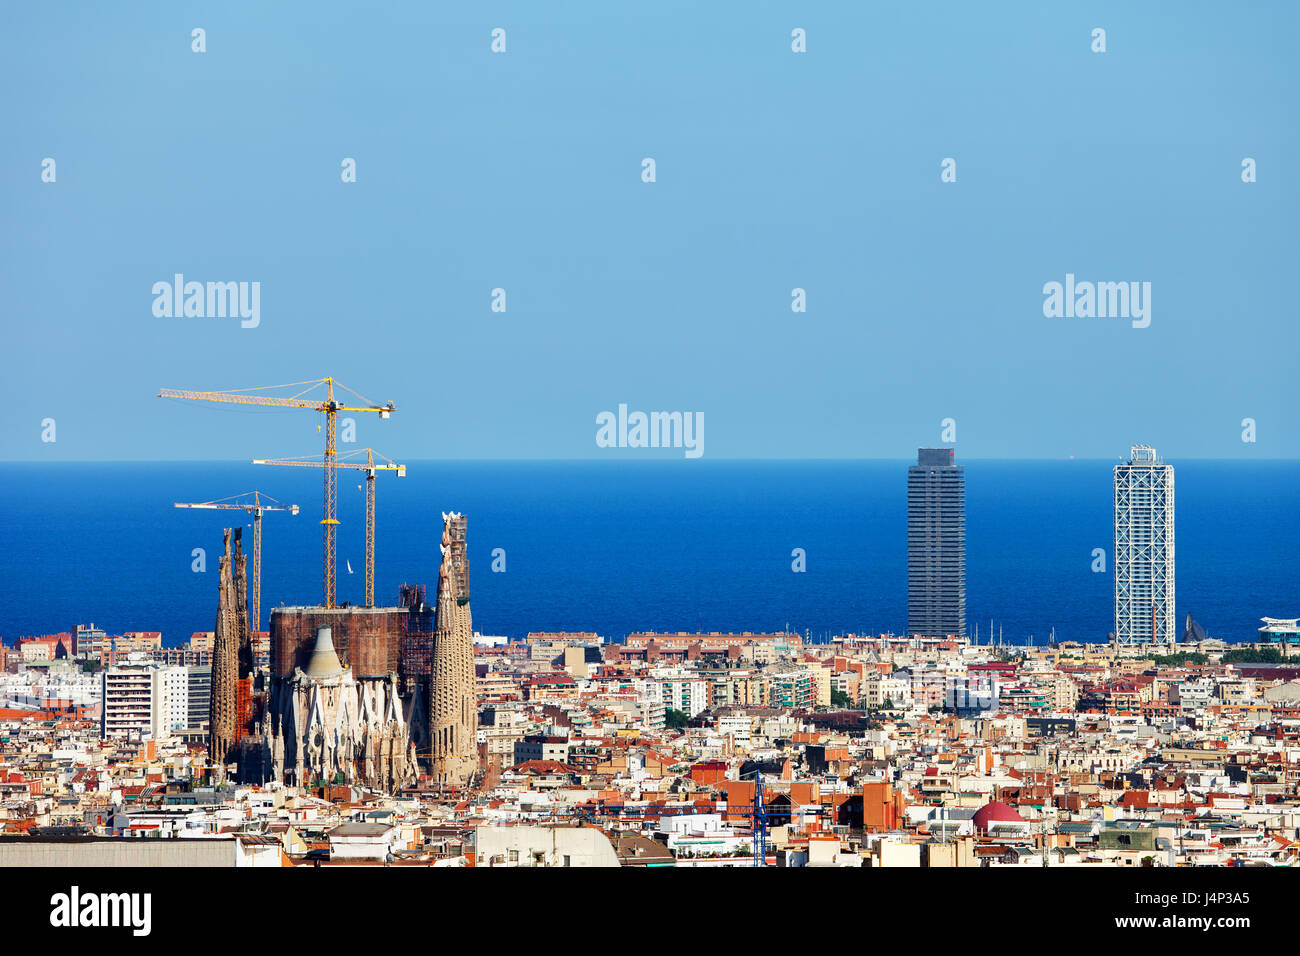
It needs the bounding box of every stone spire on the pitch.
[430,512,477,786]
[210,527,251,773]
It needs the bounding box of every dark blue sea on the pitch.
[0,460,1294,646]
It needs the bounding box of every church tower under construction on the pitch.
[430,512,478,786]
[210,528,252,774]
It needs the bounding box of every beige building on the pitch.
[810,663,833,708]
[862,674,911,709]
[563,646,589,679]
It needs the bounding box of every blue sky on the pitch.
[2,1,1296,461]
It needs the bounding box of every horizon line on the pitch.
[1,456,1296,465]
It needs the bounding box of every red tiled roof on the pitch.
[973,801,1024,833]
[0,709,61,721]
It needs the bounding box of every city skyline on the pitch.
[2,0,1297,925]
[0,455,1289,647]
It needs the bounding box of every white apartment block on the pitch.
[716,713,753,746]
[652,673,710,718]
[101,655,188,740]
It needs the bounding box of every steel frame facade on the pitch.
[1113,445,1175,645]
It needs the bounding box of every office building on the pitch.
[907,447,966,639]
[187,666,211,729]
[72,623,107,661]
[1114,444,1175,645]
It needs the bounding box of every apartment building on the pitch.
[100,656,188,739]
[768,670,817,710]
[650,669,710,718]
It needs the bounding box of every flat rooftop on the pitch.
[269,606,407,615]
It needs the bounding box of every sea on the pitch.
[0,460,1294,647]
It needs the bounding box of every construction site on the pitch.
[159,378,479,793]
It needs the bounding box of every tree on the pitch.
[664,708,689,730]
[830,689,851,708]
[1149,652,1207,667]
[1222,647,1283,664]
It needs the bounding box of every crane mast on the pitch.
[364,448,377,607]
[159,378,395,608]
[173,491,298,631]
[323,384,339,612]
[252,448,405,608]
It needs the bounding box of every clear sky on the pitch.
[2,1,1296,461]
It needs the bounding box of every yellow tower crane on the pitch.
[173,492,299,632]
[252,449,405,608]
[158,378,395,608]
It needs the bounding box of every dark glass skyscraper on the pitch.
[907,447,966,639]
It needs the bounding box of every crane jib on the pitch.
[160,379,396,610]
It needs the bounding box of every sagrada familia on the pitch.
[209,513,479,792]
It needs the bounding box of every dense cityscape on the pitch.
[4,4,1292,941]
[1,444,1296,871]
